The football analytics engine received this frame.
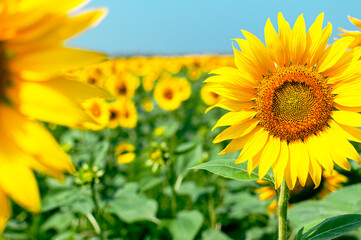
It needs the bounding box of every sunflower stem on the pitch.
[278,179,289,240]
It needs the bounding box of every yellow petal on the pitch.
[289,141,309,187]
[205,99,254,114]
[231,42,261,80]
[212,110,256,131]
[317,36,355,73]
[332,111,361,127]
[305,133,334,173]
[204,83,254,102]
[241,30,276,73]
[117,153,135,164]
[258,136,280,180]
[348,15,361,29]
[43,76,112,101]
[323,129,351,170]
[264,18,283,66]
[0,105,74,174]
[0,137,40,213]
[206,67,257,88]
[290,14,306,64]
[17,81,94,127]
[334,93,361,107]
[235,128,269,164]
[278,12,292,64]
[219,126,261,155]
[0,189,11,234]
[308,155,322,188]
[272,140,289,189]
[11,47,107,73]
[213,118,259,143]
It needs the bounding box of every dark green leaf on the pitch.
[297,214,361,240]
[107,183,158,223]
[166,210,204,240]
[191,159,274,184]
[202,229,232,240]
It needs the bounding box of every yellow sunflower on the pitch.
[82,97,110,131]
[201,85,222,106]
[256,170,347,214]
[106,72,140,98]
[0,0,108,232]
[115,142,136,164]
[207,13,361,190]
[154,78,183,111]
[108,98,138,128]
[339,16,361,49]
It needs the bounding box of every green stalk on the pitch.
[278,178,289,240]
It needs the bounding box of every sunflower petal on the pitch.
[0,189,11,234]
[332,111,361,127]
[212,110,256,131]
[259,136,280,180]
[17,81,94,127]
[213,118,259,143]
[317,36,355,73]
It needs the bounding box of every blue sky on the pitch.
[69,0,361,56]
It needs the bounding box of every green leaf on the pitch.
[40,212,74,232]
[106,183,158,223]
[296,214,361,240]
[175,141,197,154]
[289,184,361,232]
[202,229,232,240]
[166,210,204,240]
[192,159,274,184]
[176,144,203,177]
[220,192,269,219]
[176,181,214,202]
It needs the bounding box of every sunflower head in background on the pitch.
[339,16,361,49]
[256,171,348,215]
[206,13,361,190]
[0,0,108,232]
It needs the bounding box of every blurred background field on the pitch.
[4,55,361,240]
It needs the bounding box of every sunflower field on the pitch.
[4,1,361,240]
[2,54,361,240]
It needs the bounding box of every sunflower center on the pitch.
[117,84,127,95]
[163,89,173,100]
[256,65,333,142]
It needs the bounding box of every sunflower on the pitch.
[115,142,136,164]
[82,97,110,131]
[106,72,140,98]
[339,16,361,49]
[108,98,138,128]
[154,77,183,111]
[201,85,222,106]
[206,13,361,190]
[256,170,347,214]
[0,0,108,232]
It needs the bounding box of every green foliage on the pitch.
[5,64,361,240]
[192,159,274,185]
[295,214,361,240]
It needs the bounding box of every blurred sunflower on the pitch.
[106,72,140,98]
[108,98,138,128]
[177,77,191,101]
[0,0,108,232]
[207,13,361,190]
[154,78,183,111]
[201,85,221,106]
[339,16,361,49]
[82,97,110,131]
[115,142,136,164]
[256,171,347,214]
